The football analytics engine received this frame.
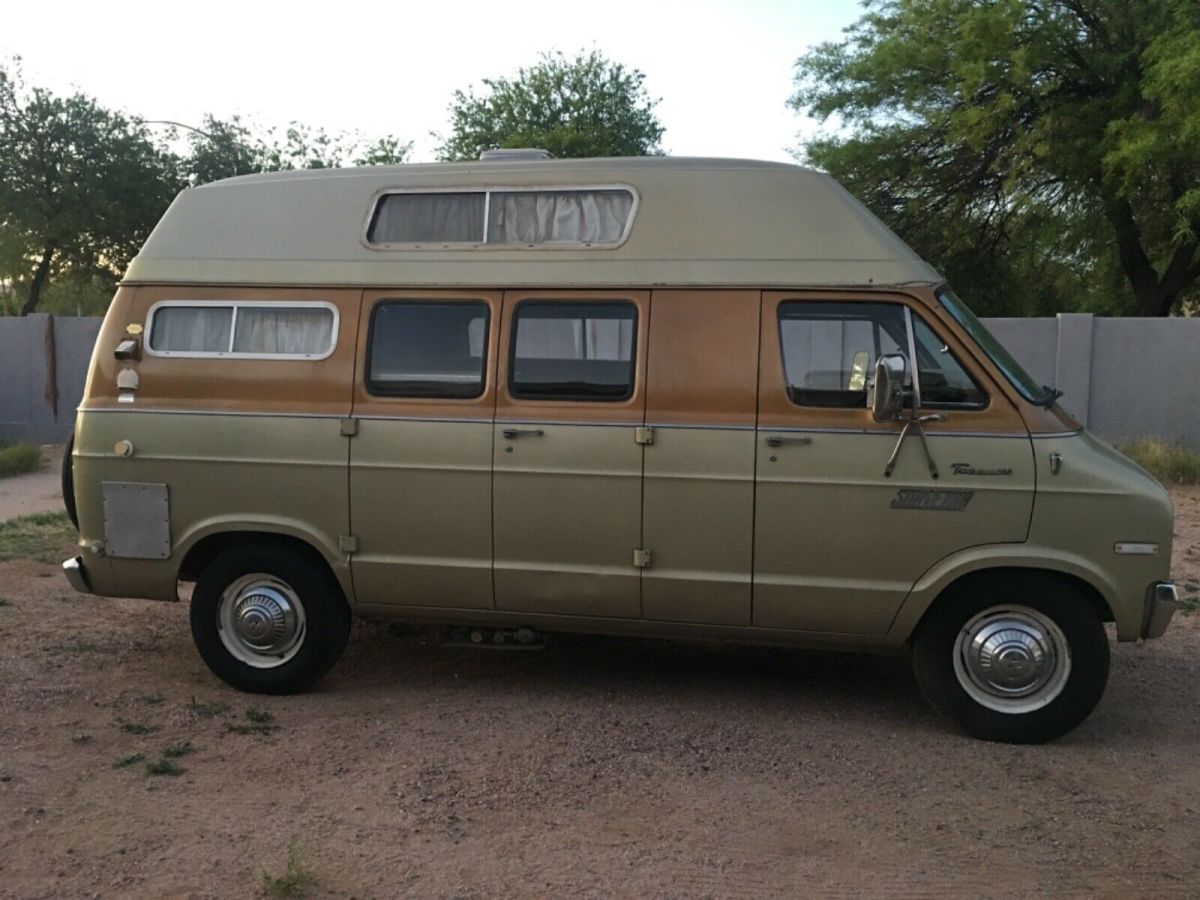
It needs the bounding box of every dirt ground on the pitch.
[0,489,1197,899]
[0,446,64,521]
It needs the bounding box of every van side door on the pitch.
[348,290,500,610]
[753,292,1035,634]
[493,291,649,618]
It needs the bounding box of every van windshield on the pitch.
[936,287,1057,407]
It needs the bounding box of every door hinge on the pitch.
[635,425,655,445]
[340,417,359,437]
[339,534,359,554]
[633,548,653,568]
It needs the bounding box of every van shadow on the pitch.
[337,621,944,736]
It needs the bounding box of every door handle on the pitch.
[766,435,813,447]
[503,428,545,439]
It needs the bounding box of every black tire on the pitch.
[62,432,79,531]
[189,542,351,694]
[911,572,1109,744]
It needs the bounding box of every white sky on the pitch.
[1,0,862,163]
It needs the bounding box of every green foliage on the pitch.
[0,60,184,315]
[145,757,186,777]
[1119,437,1200,484]
[791,1,1200,317]
[112,752,145,769]
[161,740,194,759]
[0,511,75,563]
[185,696,230,719]
[0,60,411,313]
[0,441,42,478]
[260,842,315,899]
[439,50,664,161]
[178,114,411,187]
[227,705,277,735]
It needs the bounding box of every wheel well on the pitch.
[178,531,337,587]
[914,567,1114,638]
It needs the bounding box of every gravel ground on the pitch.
[0,487,1197,899]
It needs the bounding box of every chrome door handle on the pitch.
[502,428,545,439]
[766,435,813,447]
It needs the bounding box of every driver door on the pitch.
[752,291,1035,634]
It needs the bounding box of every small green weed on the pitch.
[1119,437,1200,485]
[186,696,230,719]
[162,740,195,759]
[71,733,92,744]
[228,706,277,736]
[113,752,145,769]
[143,691,165,705]
[117,720,159,735]
[0,511,76,563]
[260,841,314,899]
[0,597,11,607]
[0,442,42,479]
[146,758,186,777]
[1180,593,1199,615]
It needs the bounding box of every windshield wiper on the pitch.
[1037,385,1064,409]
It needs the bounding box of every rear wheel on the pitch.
[189,543,350,694]
[911,573,1109,743]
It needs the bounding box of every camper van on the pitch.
[62,154,1178,743]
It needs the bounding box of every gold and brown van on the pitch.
[62,154,1179,743]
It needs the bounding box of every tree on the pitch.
[180,115,411,186]
[439,50,664,161]
[0,62,183,314]
[791,0,1200,316]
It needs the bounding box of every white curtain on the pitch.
[232,308,334,355]
[371,193,485,243]
[515,314,632,360]
[487,190,633,244]
[151,307,232,352]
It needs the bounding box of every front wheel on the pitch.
[911,574,1109,743]
[189,543,351,694]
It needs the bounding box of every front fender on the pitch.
[886,544,1129,642]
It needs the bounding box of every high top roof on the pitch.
[125,157,942,288]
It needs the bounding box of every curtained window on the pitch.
[149,304,336,358]
[367,188,635,247]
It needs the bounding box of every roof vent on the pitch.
[479,148,556,162]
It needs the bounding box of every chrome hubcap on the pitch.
[953,606,1071,714]
[217,574,306,669]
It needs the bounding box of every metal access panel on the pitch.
[102,482,171,559]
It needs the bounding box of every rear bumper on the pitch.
[1142,582,1180,639]
[62,556,92,595]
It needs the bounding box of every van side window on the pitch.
[366,301,489,398]
[777,301,986,410]
[778,302,906,408]
[510,302,636,401]
[147,303,336,358]
[910,316,987,408]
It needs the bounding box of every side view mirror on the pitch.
[872,353,907,422]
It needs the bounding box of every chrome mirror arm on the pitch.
[883,412,947,479]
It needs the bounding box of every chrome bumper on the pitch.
[1142,582,1179,639]
[62,556,92,595]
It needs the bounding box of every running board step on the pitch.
[441,626,547,650]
